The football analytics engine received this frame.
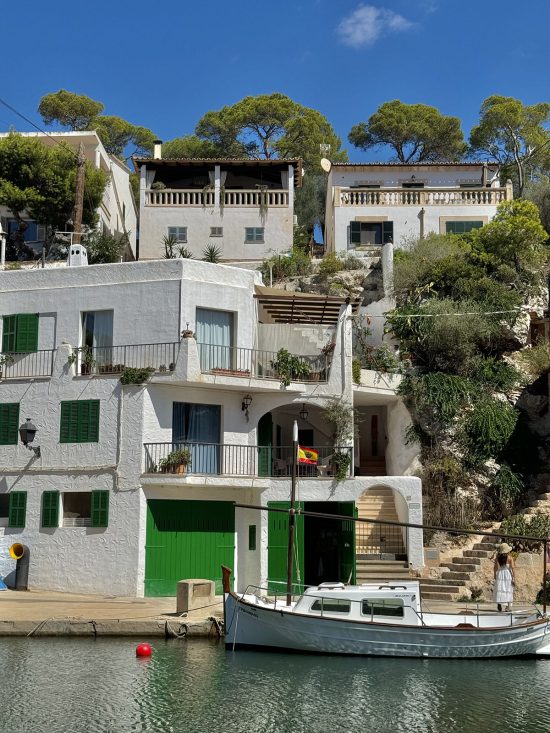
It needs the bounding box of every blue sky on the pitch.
[1,0,549,161]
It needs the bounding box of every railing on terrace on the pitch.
[143,443,353,478]
[339,187,509,207]
[356,521,407,560]
[72,343,179,376]
[224,189,289,207]
[145,189,215,207]
[0,350,55,379]
[197,343,329,382]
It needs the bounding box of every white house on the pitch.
[0,131,138,256]
[134,146,301,263]
[0,257,422,597]
[324,162,512,253]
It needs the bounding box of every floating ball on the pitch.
[136,642,152,657]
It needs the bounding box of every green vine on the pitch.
[120,367,155,385]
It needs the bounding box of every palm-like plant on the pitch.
[202,244,222,263]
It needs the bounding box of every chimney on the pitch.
[153,140,162,159]
[67,244,88,267]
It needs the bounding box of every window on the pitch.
[249,524,257,551]
[350,221,393,246]
[61,491,108,528]
[2,314,39,353]
[41,490,60,528]
[402,182,424,189]
[167,226,187,243]
[60,400,100,443]
[310,598,351,614]
[245,227,264,243]
[446,221,483,234]
[172,402,221,474]
[0,403,20,445]
[196,308,234,372]
[210,227,223,237]
[361,598,404,618]
[81,311,113,368]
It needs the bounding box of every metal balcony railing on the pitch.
[0,350,55,379]
[72,343,179,376]
[197,343,330,382]
[356,521,407,560]
[143,443,353,477]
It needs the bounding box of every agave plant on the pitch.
[202,244,222,263]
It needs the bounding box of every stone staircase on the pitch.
[420,536,498,601]
[524,492,550,515]
[356,487,406,558]
[356,559,410,584]
[357,456,387,476]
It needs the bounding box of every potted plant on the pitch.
[80,346,96,375]
[271,348,311,388]
[0,353,14,379]
[158,447,192,475]
[332,450,352,481]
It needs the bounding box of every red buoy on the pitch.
[136,642,152,657]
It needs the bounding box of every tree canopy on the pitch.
[348,100,467,162]
[194,93,347,167]
[0,132,108,258]
[161,135,226,159]
[38,89,156,158]
[469,95,550,196]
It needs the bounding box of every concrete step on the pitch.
[442,571,471,581]
[451,556,481,566]
[473,542,498,551]
[463,549,492,559]
[419,578,466,587]
[441,563,479,573]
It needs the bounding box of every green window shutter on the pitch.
[91,490,109,528]
[0,403,20,445]
[8,492,27,528]
[350,221,361,244]
[41,491,59,528]
[60,400,100,443]
[382,221,394,244]
[446,221,483,234]
[2,315,17,353]
[14,314,39,353]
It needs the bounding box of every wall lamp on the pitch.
[241,394,253,422]
[19,418,41,457]
[299,403,309,421]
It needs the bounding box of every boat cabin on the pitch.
[292,581,422,625]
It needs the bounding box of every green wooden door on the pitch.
[144,500,235,596]
[337,502,356,584]
[267,501,304,595]
[257,412,273,477]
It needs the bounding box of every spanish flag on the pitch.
[298,445,319,465]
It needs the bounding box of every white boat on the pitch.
[222,568,550,659]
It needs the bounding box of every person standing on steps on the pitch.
[493,542,515,612]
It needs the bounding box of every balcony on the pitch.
[0,350,55,379]
[143,442,353,478]
[338,187,510,207]
[197,343,329,382]
[72,343,179,376]
[144,188,289,208]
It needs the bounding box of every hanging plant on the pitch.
[120,367,155,385]
[271,348,311,388]
[202,183,214,208]
[219,185,225,215]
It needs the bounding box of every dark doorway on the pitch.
[303,501,355,586]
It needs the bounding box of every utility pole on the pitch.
[72,142,85,244]
[286,420,299,606]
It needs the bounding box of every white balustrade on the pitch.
[224,190,289,207]
[339,187,509,207]
[145,189,215,207]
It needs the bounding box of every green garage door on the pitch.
[145,500,235,596]
[267,501,304,595]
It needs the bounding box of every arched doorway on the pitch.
[356,486,406,559]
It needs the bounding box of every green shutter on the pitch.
[267,501,305,595]
[14,314,39,353]
[2,315,16,353]
[41,491,59,528]
[8,492,27,528]
[383,221,394,243]
[350,221,361,245]
[60,400,100,443]
[0,403,20,445]
[91,490,109,528]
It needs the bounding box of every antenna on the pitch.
[320,158,332,173]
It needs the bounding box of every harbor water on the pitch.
[1,637,549,733]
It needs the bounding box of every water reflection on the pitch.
[0,638,549,732]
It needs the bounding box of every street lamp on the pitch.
[19,418,41,457]
[299,403,309,421]
[0,220,6,268]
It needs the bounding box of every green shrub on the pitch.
[461,398,518,464]
[120,367,155,385]
[518,342,550,379]
[462,356,520,392]
[260,248,312,282]
[399,372,477,428]
[318,252,344,279]
[483,465,524,518]
[352,358,362,384]
[500,513,550,553]
[202,244,222,263]
[360,344,401,373]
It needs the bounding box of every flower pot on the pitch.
[174,463,188,475]
[81,364,92,375]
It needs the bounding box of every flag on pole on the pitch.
[298,446,319,465]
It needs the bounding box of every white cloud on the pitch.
[337,4,414,48]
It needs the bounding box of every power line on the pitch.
[363,308,524,319]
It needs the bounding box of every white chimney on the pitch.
[153,139,162,159]
[67,244,88,267]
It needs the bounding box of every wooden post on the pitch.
[73,142,86,244]
[286,420,298,606]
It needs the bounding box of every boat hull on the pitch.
[224,593,550,659]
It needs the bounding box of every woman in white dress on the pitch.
[493,542,515,612]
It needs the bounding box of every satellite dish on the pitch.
[320,158,332,173]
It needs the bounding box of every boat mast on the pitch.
[286,420,298,606]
